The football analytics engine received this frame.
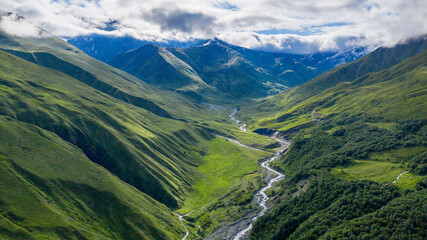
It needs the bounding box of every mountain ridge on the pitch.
[243,35,427,121]
[108,37,368,102]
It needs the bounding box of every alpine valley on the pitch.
[0,11,426,240]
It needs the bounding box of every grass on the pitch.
[331,159,426,190]
[179,137,270,212]
[242,41,427,131]
[0,48,231,208]
[369,146,426,162]
[0,116,184,239]
[332,160,405,183]
[0,38,279,239]
[176,137,271,237]
[393,172,426,189]
[0,43,225,238]
[0,24,426,240]
[366,122,398,131]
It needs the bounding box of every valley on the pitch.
[174,110,290,240]
[0,11,426,240]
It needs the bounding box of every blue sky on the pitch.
[0,0,426,54]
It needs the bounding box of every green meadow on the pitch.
[332,160,405,183]
[179,137,271,213]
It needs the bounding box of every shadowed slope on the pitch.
[0,49,212,208]
[0,115,185,239]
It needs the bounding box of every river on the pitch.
[228,108,289,240]
[232,132,289,240]
[177,108,289,240]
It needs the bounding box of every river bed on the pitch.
[178,108,288,240]
[232,131,288,240]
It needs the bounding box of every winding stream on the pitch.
[230,108,247,132]
[233,132,289,240]
[229,108,289,240]
[177,108,288,240]
[175,213,189,240]
[215,134,263,152]
[392,171,408,184]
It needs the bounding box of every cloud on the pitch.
[144,8,217,34]
[216,32,370,54]
[0,0,426,53]
[0,12,50,38]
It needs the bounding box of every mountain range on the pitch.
[66,34,207,62]
[0,12,426,240]
[107,39,366,101]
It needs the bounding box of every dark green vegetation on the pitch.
[239,37,427,239]
[109,39,330,101]
[251,173,426,240]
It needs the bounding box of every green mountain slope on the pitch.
[0,116,184,239]
[0,47,280,239]
[109,40,320,101]
[168,41,282,98]
[0,19,279,238]
[1,13,426,240]
[246,36,427,118]
[250,46,427,131]
[108,44,218,101]
[108,45,208,89]
[0,48,213,208]
[0,23,250,210]
[238,38,427,240]
[0,28,209,120]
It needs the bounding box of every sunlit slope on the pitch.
[0,116,184,240]
[246,37,427,118]
[109,45,210,90]
[0,31,208,120]
[169,42,281,99]
[250,48,427,131]
[0,49,213,208]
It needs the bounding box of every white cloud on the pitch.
[0,0,426,53]
[0,12,50,38]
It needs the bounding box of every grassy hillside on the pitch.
[0,49,213,208]
[0,31,210,120]
[169,41,282,99]
[0,116,184,239]
[249,48,427,131]
[1,14,425,240]
[0,33,277,238]
[239,39,427,240]
[243,36,427,119]
[109,45,210,90]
